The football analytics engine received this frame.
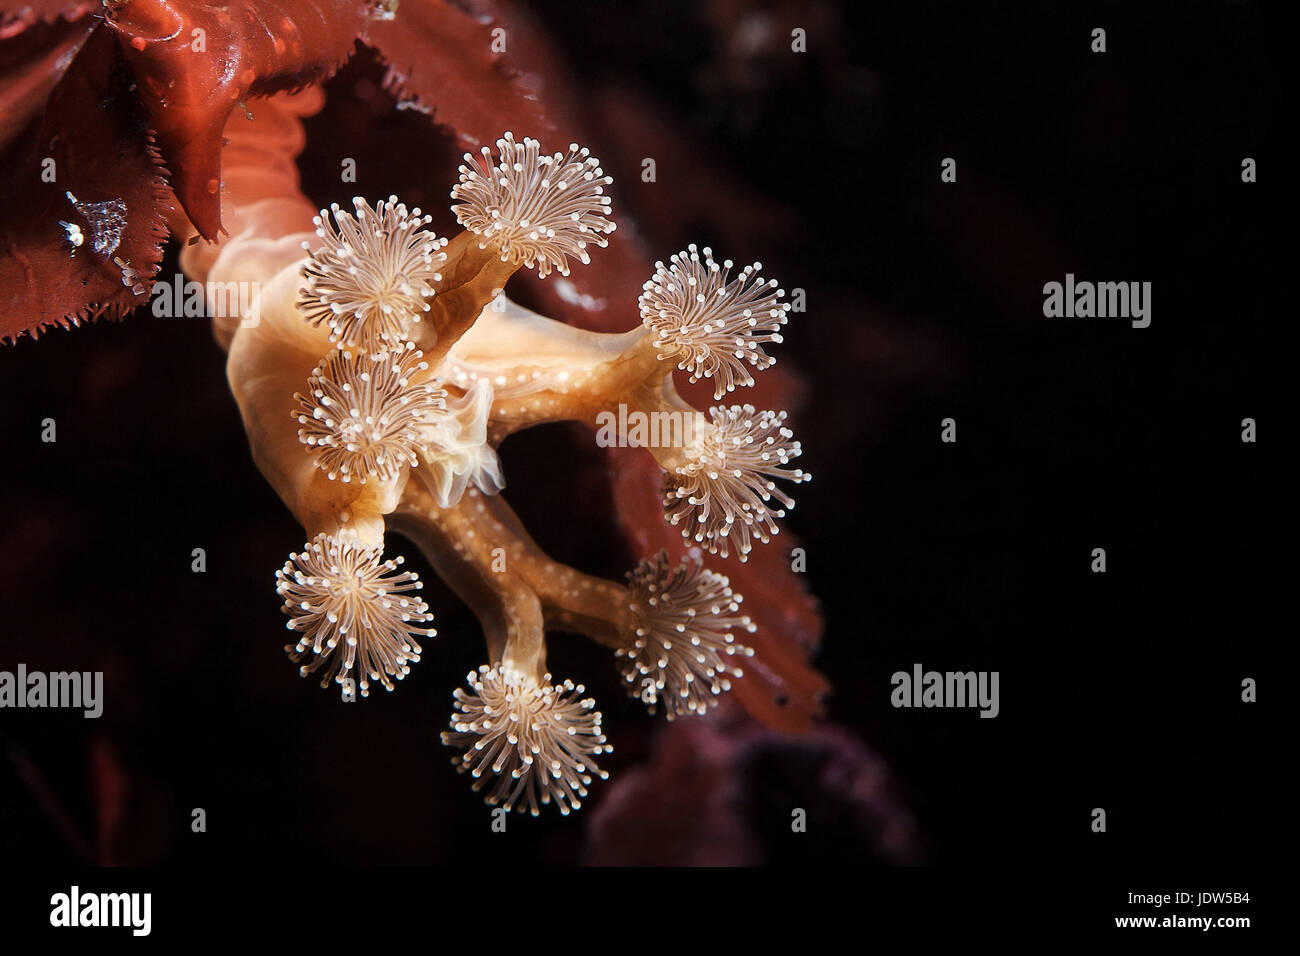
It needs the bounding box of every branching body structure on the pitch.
[186,91,812,816]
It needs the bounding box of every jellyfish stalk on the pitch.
[184,92,811,814]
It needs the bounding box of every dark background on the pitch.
[0,0,1274,871]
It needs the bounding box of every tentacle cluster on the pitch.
[276,532,434,700]
[299,196,448,351]
[451,132,616,278]
[293,343,446,484]
[619,551,756,718]
[665,405,811,561]
[640,243,789,399]
[441,665,610,816]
